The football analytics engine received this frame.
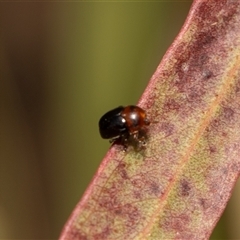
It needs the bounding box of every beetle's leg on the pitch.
[109,135,121,145]
[109,139,115,144]
[120,133,129,151]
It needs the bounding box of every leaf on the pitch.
[60,0,240,239]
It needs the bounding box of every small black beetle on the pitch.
[99,105,150,149]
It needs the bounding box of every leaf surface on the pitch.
[60,0,240,239]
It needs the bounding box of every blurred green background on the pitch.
[1,2,240,239]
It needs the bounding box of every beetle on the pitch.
[99,105,150,149]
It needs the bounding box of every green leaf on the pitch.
[60,0,240,239]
